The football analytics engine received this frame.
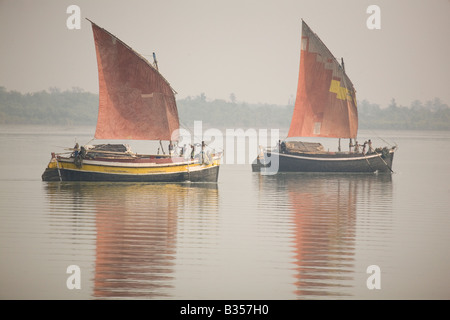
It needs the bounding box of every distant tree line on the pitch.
[179,94,450,131]
[0,87,97,125]
[358,98,450,130]
[1,87,449,130]
[177,93,292,129]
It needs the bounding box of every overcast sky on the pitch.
[1,0,449,107]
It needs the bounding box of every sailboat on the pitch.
[253,20,396,173]
[42,20,221,182]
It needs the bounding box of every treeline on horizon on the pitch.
[1,86,449,131]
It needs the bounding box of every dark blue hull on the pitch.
[252,147,396,173]
[42,164,220,183]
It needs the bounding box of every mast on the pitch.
[153,52,159,71]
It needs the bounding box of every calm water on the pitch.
[1,125,450,300]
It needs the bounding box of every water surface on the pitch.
[1,126,449,299]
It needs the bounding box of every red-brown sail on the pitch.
[90,21,179,140]
[288,20,358,139]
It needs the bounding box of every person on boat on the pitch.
[180,144,185,157]
[73,143,80,157]
[362,141,367,155]
[354,141,360,153]
[280,141,287,153]
[168,140,174,155]
[368,139,374,153]
[201,141,206,163]
[80,145,87,158]
[200,141,212,164]
[190,144,195,160]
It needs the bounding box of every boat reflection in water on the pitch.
[44,182,218,299]
[254,173,393,299]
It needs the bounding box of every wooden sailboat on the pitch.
[253,20,396,173]
[42,20,221,182]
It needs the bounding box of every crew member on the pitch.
[354,141,360,153]
[280,141,286,153]
[73,143,80,157]
[168,140,174,155]
[190,144,195,160]
[368,139,374,153]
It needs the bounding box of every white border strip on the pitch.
[273,151,389,162]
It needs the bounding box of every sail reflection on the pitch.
[255,173,392,299]
[44,182,218,299]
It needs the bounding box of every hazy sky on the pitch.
[1,0,449,107]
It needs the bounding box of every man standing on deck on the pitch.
[368,139,374,153]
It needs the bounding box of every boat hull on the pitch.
[252,148,396,173]
[42,157,220,183]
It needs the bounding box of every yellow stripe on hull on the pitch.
[55,159,220,175]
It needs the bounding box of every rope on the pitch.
[375,151,394,173]
[363,153,376,172]
[178,120,224,154]
[369,130,396,148]
[56,160,62,181]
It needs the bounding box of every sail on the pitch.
[288,20,358,139]
[90,21,179,140]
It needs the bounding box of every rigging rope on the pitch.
[177,120,224,153]
[368,130,397,148]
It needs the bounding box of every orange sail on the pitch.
[90,21,179,140]
[288,20,358,139]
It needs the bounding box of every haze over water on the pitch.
[1,126,450,299]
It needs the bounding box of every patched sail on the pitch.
[288,20,358,139]
[90,20,179,140]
